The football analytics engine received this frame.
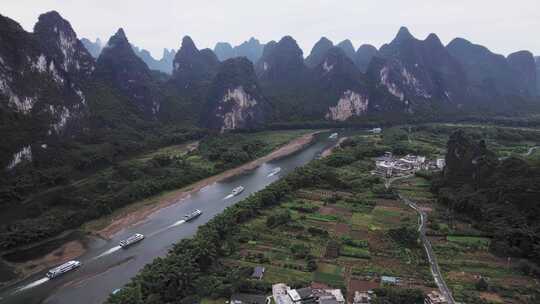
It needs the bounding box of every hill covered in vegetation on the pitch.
[432,130,540,267]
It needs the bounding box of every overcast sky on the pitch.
[3,0,539,59]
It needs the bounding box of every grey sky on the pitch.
[3,0,539,59]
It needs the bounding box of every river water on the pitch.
[0,131,352,304]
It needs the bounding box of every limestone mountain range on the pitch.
[1,10,539,171]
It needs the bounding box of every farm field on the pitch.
[212,124,540,303]
[394,175,540,304]
[104,124,540,304]
[220,132,437,301]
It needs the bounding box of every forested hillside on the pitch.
[0,131,307,250]
[2,9,540,258]
[432,131,540,267]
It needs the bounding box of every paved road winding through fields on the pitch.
[386,176,456,304]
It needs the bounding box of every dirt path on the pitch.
[93,131,321,239]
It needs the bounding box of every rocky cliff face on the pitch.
[204,57,265,131]
[325,90,369,121]
[305,37,334,68]
[34,11,95,79]
[95,28,161,118]
[354,44,378,73]
[172,36,219,89]
[507,51,537,97]
[0,11,93,169]
[369,28,468,112]
[314,47,371,121]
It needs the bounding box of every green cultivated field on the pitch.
[106,124,540,304]
[395,172,540,304]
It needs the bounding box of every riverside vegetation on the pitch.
[106,124,540,304]
[0,130,311,252]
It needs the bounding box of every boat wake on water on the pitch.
[147,219,187,237]
[170,219,186,228]
[6,214,194,296]
[224,186,245,200]
[267,167,281,177]
[12,277,50,294]
[93,245,122,260]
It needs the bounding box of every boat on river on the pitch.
[183,209,202,222]
[268,167,281,177]
[231,186,245,196]
[119,233,145,248]
[46,260,81,279]
[329,132,338,139]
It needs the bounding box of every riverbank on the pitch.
[0,131,322,289]
[0,232,88,288]
[90,130,322,239]
[321,136,348,158]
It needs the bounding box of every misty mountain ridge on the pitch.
[82,37,176,74]
[2,11,540,174]
[214,37,265,63]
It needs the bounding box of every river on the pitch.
[0,130,353,304]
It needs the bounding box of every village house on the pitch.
[436,158,445,169]
[380,276,400,286]
[374,160,393,177]
[273,283,293,304]
[424,291,447,304]
[353,291,372,304]
[273,284,345,304]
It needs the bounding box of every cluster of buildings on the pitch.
[230,286,447,304]
[374,152,445,178]
[425,291,448,304]
[351,287,448,304]
[272,284,345,304]
[230,277,448,304]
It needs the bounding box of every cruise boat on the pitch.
[46,260,81,279]
[231,186,245,196]
[183,209,202,222]
[329,132,338,139]
[268,167,281,177]
[119,233,145,248]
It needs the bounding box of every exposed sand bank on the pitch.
[93,131,321,239]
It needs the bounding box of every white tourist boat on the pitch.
[119,233,145,248]
[46,260,81,279]
[231,186,245,196]
[183,209,202,222]
[268,167,281,177]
